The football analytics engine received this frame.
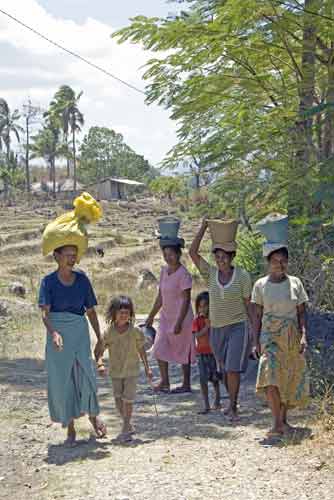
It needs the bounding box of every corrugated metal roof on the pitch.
[87,177,145,187]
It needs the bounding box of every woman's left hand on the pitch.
[94,339,104,360]
[174,321,182,335]
[300,334,308,354]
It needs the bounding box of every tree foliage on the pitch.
[78,126,157,184]
[114,0,334,223]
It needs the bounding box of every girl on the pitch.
[193,291,220,414]
[95,296,152,441]
[252,247,309,438]
[146,244,195,393]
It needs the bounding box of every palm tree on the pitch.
[0,98,24,196]
[49,86,84,191]
[30,120,66,197]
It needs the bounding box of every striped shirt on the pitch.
[199,257,252,328]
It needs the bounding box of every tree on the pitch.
[0,98,24,196]
[114,0,334,221]
[48,85,84,190]
[149,176,185,201]
[30,120,65,196]
[22,100,43,194]
[79,126,157,183]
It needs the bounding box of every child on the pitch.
[95,295,152,441]
[193,291,220,414]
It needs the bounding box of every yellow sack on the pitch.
[42,192,102,262]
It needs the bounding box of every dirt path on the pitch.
[1,353,334,500]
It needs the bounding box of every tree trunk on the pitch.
[323,50,334,162]
[65,132,70,178]
[73,128,77,192]
[25,116,31,193]
[52,157,56,198]
[289,0,318,218]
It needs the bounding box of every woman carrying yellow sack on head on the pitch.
[39,193,107,446]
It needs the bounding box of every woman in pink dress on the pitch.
[146,244,195,393]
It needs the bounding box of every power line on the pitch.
[0,8,146,96]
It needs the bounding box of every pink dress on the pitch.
[153,265,195,364]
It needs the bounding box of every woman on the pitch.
[252,246,309,437]
[39,244,106,445]
[146,244,195,393]
[189,218,252,421]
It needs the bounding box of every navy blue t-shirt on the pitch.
[38,270,97,315]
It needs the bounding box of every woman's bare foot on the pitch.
[283,422,295,433]
[153,381,170,393]
[267,427,284,438]
[223,405,232,416]
[89,416,107,438]
[64,425,76,447]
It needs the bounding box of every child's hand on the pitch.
[204,318,210,328]
[146,369,153,384]
[97,364,108,377]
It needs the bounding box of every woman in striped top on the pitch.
[189,218,252,421]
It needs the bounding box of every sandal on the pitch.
[89,416,107,438]
[153,384,170,394]
[170,386,192,394]
[266,429,284,438]
[64,433,77,448]
[197,408,211,415]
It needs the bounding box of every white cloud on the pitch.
[0,0,177,165]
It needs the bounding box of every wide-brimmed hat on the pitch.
[208,219,239,253]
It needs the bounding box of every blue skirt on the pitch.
[45,312,100,427]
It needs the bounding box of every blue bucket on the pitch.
[157,216,180,239]
[255,214,288,243]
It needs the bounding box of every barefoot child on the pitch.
[193,292,220,414]
[95,295,152,441]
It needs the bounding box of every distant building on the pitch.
[86,177,146,201]
[59,178,84,197]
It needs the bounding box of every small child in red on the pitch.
[193,291,221,414]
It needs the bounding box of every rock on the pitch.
[9,282,26,298]
[0,301,8,317]
[136,269,158,289]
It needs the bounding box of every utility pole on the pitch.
[22,99,42,193]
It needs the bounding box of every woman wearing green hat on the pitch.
[190,218,253,421]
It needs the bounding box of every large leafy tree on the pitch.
[114,0,334,222]
[79,126,156,184]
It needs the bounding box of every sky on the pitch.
[0,0,179,166]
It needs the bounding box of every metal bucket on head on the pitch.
[255,213,288,243]
[157,216,180,240]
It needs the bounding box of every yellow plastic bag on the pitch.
[42,192,102,262]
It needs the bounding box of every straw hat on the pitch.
[208,219,239,253]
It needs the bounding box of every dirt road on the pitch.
[1,354,333,500]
